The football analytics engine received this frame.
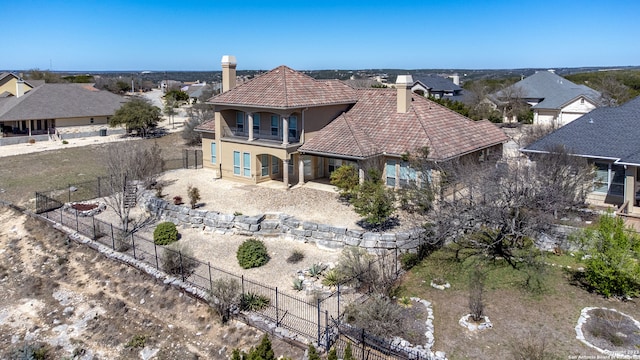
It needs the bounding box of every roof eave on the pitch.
[207,99,357,110]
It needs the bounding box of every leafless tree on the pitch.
[420,147,593,267]
[182,102,215,145]
[593,74,633,106]
[102,141,164,233]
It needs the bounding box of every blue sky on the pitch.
[4,0,640,71]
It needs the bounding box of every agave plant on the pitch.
[308,263,324,278]
[292,278,304,291]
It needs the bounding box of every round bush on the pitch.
[237,238,270,269]
[154,222,179,245]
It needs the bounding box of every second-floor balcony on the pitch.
[223,126,301,146]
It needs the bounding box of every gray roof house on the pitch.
[522,96,640,215]
[493,70,603,126]
[411,75,473,104]
[0,83,126,145]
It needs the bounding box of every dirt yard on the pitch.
[0,207,306,359]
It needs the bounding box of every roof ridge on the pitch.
[281,66,289,108]
[342,112,373,156]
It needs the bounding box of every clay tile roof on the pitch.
[299,89,508,161]
[194,119,216,133]
[209,66,357,109]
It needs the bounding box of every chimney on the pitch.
[396,75,413,113]
[16,76,26,98]
[221,55,237,93]
[451,74,460,86]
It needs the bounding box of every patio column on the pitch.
[358,167,365,184]
[298,156,305,185]
[625,166,637,213]
[247,113,254,141]
[283,159,289,189]
[282,116,289,146]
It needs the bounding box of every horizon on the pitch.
[3,1,640,71]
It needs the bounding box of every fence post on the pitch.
[208,262,213,292]
[179,251,185,282]
[97,177,101,198]
[395,247,399,276]
[154,242,159,270]
[92,217,96,239]
[337,284,340,320]
[68,184,71,203]
[75,210,79,232]
[60,208,63,224]
[361,328,365,360]
[131,233,136,259]
[325,310,329,350]
[317,298,321,347]
[241,275,245,295]
[275,287,279,326]
[110,224,115,250]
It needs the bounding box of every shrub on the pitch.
[509,331,558,360]
[187,185,201,209]
[161,242,199,277]
[62,140,69,145]
[237,238,270,269]
[308,344,320,360]
[286,249,304,264]
[308,263,324,278]
[344,343,354,360]
[327,347,338,360]
[344,294,404,339]
[125,334,147,349]
[583,308,639,348]
[28,138,36,144]
[292,278,304,291]
[209,278,240,323]
[330,164,359,199]
[240,292,270,311]
[400,252,420,270]
[153,222,179,245]
[350,169,396,228]
[321,269,342,287]
[173,195,183,205]
[154,183,164,197]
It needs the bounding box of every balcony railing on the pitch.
[224,127,300,143]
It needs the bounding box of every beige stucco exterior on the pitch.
[534,96,598,127]
[0,76,33,97]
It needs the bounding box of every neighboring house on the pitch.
[521,96,640,216]
[0,83,126,143]
[411,74,472,104]
[196,56,508,189]
[493,70,602,126]
[0,72,43,97]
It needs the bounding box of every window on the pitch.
[399,161,417,187]
[236,112,245,133]
[233,151,241,175]
[211,142,216,164]
[270,115,279,136]
[328,158,340,174]
[243,152,251,177]
[580,98,585,104]
[253,113,260,133]
[594,162,624,195]
[288,116,298,140]
[386,160,397,187]
[90,117,94,124]
[261,154,269,176]
[272,156,279,174]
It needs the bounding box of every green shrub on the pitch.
[344,342,354,360]
[237,238,270,269]
[308,263,324,278]
[322,268,342,287]
[125,334,147,349]
[286,249,304,264]
[153,222,179,245]
[400,252,420,270]
[308,344,320,360]
[240,292,270,311]
[328,347,338,360]
[62,140,69,145]
[209,278,240,323]
[330,164,359,199]
[187,185,201,209]
[292,278,304,291]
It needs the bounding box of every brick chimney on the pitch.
[221,55,237,93]
[396,75,413,113]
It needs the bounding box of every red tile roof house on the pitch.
[196,56,508,189]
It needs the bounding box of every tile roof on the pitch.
[0,83,126,121]
[209,66,357,109]
[523,95,640,165]
[300,89,508,161]
[195,119,216,133]
[494,71,602,109]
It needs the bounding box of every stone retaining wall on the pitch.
[140,192,424,252]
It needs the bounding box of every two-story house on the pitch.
[197,56,508,189]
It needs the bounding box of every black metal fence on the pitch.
[38,206,371,346]
[332,323,434,360]
[164,149,202,170]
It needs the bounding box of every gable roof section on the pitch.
[523,95,640,165]
[300,89,508,161]
[413,75,461,92]
[0,83,126,121]
[496,71,602,110]
[209,65,357,109]
[0,72,42,89]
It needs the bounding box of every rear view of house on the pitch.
[197,56,508,188]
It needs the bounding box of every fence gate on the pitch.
[35,192,64,214]
[183,149,203,169]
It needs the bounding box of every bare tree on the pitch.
[182,102,215,145]
[593,74,633,106]
[421,147,593,267]
[498,85,532,123]
[102,141,164,233]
